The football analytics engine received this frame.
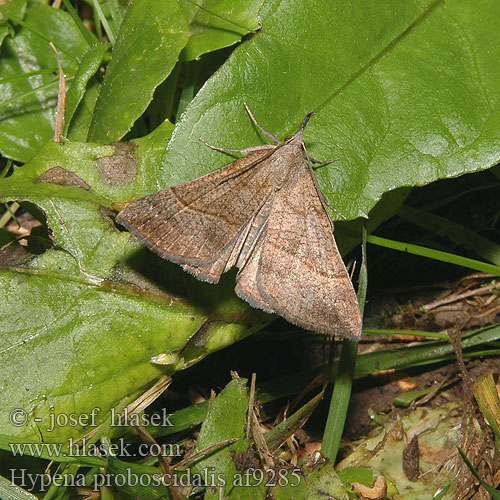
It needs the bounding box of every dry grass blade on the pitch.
[49,42,65,142]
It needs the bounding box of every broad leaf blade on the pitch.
[0,247,266,443]
[0,133,270,444]
[87,0,189,143]
[162,0,500,221]
[0,0,27,20]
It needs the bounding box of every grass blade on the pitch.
[321,226,368,460]
[368,234,500,276]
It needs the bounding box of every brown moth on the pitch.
[116,107,362,339]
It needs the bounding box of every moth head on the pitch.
[284,112,314,151]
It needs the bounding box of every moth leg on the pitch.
[305,154,347,221]
[301,137,338,167]
[318,194,347,221]
[308,155,339,166]
[325,202,347,220]
[200,138,275,155]
[243,102,281,144]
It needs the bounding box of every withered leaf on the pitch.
[35,167,90,190]
[116,111,362,339]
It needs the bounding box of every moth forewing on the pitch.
[116,109,362,338]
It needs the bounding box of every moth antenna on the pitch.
[243,102,282,144]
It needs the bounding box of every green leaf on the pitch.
[64,43,111,136]
[1,181,121,276]
[0,249,196,442]
[131,119,175,194]
[0,246,265,443]
[9,5,90,65]
[337,467,374,487]
[0,474,38,500]
[393,387,436,408]
[0,4,90,161]
[190,377,267,500]
[179,0,263,61]
[191,377,248,476]
[0,0,27,24]
[162,0,500,221]
[87,0,189,143]
[4,131,172,210]
[66,77,101,142]
[0,136,269,444]
[273,463,348,500]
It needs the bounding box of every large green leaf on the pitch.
[0,242,267,443]
[87,0,189,143]
[162,0,500,220]
[0,132,270,443]
[0,4,90,161]
[5,113,174,204]
[190,378,247,491]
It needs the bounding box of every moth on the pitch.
[116,106,362,339]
